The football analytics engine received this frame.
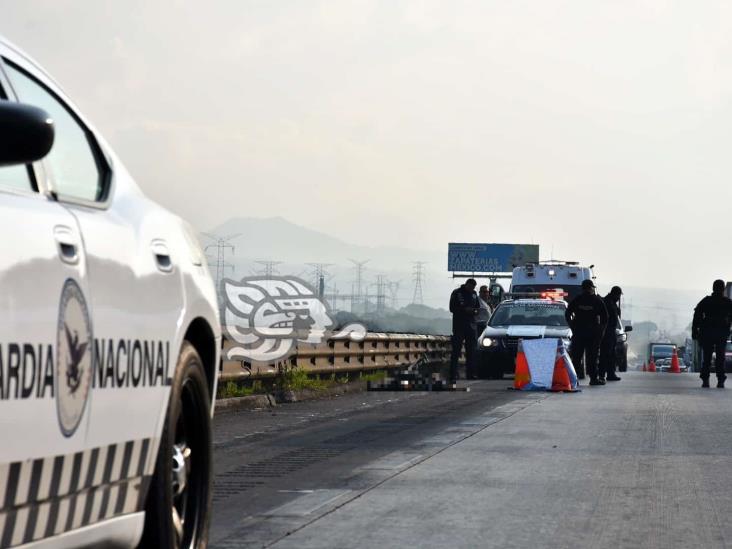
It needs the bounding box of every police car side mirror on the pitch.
[0,100,54,167]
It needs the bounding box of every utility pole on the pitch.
[254,260,282,279]
[349,259,369,314]
[411,261,426,305]
[624,297,633,321]
[372,275,388,314]
[307,262,333,298]
[202,232,240,317]
[387,280,401,310]
[329,282,339,313]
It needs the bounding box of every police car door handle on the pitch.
[54,225,80,265]
[151,239,173,273]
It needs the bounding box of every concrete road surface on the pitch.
[212,372,732,548]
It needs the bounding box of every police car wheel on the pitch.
[139,342,212,549]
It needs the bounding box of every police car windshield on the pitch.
[489,302,568,327]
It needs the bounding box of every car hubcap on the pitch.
[172,438,191,546]
[172,443,190,497]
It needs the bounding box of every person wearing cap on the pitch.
[476,285,493,338]
[599,286,623,382]
[692,279,732,388]
[565,279,609,386]
[449,278,480,382]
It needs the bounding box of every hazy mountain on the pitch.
[204,216,697,333]
[207,216,444,267]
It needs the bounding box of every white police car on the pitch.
[0,37,220,548]
[477,298,571,379]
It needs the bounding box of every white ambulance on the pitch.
[0,36,220,548]
[510,261,595,302]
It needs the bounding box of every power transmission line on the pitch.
[253,260,282,279]
[201,232,240,318]
[349,259,370,313]
[372,275,388,314]
[412,261,426,305]
[387,280,401,310]
[307,262,333,297]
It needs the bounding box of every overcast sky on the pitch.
[3,1,732,292]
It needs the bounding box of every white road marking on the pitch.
[263,490,352,517]
[361,451,424,471]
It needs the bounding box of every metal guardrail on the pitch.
[220,333,454,382]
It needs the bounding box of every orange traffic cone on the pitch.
[641,361,647,372]
[648,358,656,373]
[514,340,531,390]
[551,354,572,391]
[670,349,681,373]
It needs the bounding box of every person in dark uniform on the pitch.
[692,279,732,388]
[476,285,492,337]
[449,278,479,382]
[599,286,623,382]
[565,279,608,386]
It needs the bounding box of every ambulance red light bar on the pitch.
[540,288,568,300]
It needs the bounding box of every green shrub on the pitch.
[360,370,387,383]
[217,380,264,399]
[279,367,330,391]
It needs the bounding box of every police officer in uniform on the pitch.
[599,286,623,382]
[692,279,732,388]
[476,285,493,337]
[565,279,609,386]
[449,278,479,382]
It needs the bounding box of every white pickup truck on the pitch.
[510,261,595,302]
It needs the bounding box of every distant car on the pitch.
[0,36,220,548]
[649,342,676,364]
[684,338,698,372]
[725,341,732,372]
[656,357,689,372]
[615,319,632,372]
[706,340,732,372]
[685,340,732,373]
[477,298,571,379]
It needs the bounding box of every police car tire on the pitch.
[139,342,212,549]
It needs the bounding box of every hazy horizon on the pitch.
[4,1,732,295]
[202,214,698,334]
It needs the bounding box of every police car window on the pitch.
[0,83,33,192]
[0,164,31,192]
[4,61,105,202]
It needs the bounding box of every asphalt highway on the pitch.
[211,372,730,548]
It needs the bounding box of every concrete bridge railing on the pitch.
[220,333,454,382]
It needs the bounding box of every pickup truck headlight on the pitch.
[482,338,495,348]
